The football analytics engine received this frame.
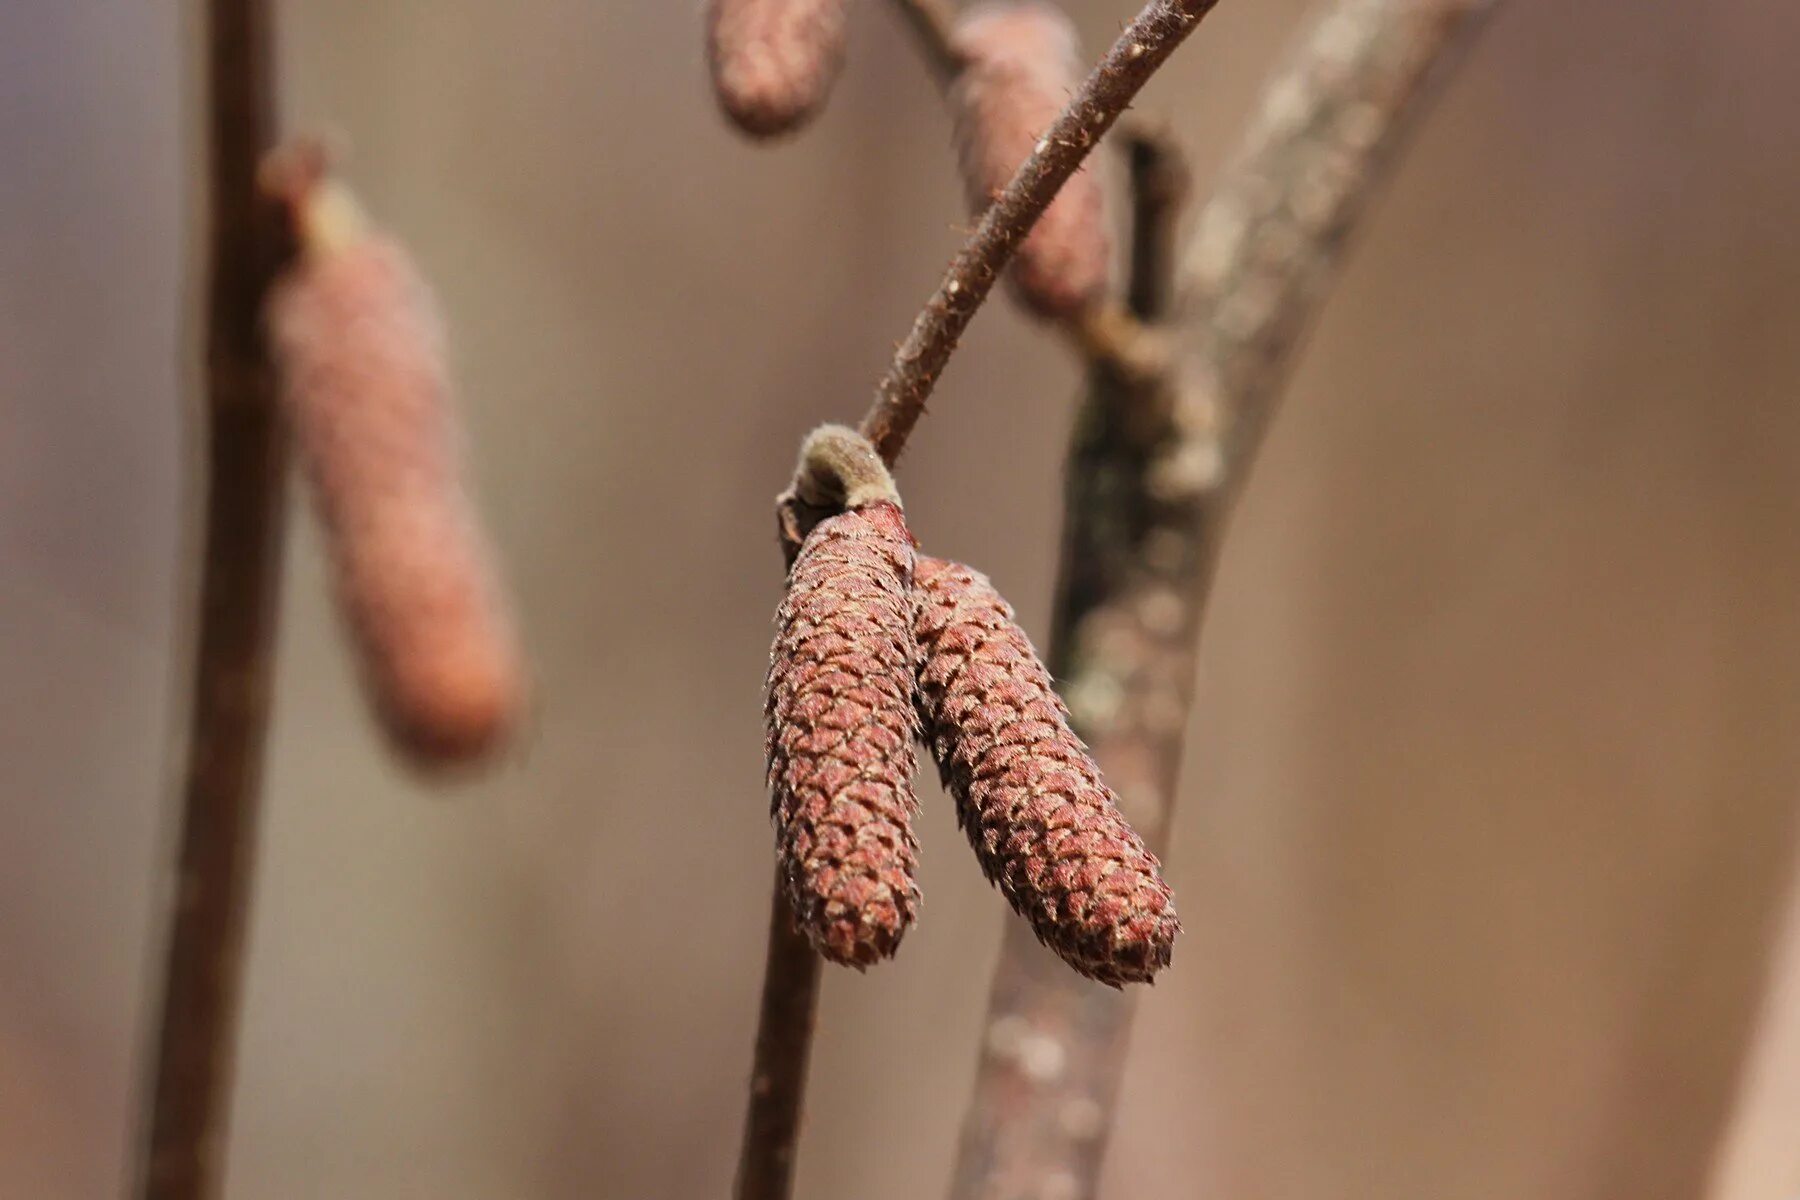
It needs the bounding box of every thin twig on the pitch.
[887,0,966,85]
[946,2,1502,1197]
[858,0,1227,465]
[735,883,824,1200]
[135,2,287,1197]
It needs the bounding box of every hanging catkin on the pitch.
[262,141,523,767]
[707,0,852,139]
[948,2,1111,321]
[765,428,921,966]
[913,556,1177,985]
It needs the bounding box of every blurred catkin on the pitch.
[913,557,1177,985]
[948,1,1111,321]
[766,500,922,967]
[707,0,851,139]
[263,144,523,767]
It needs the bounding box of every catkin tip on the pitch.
[707,0,850,139]
[258,136,331,208]
[260,135,368,258]
[793,424,900,511]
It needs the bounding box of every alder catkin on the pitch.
[707,0,851,139]
[765,494,921,967]
[263,144,522,767]
[948,1,1111,321]
[913,556,1177,985]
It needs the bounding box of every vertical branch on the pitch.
[735,883,824,1200]
[947,2,1502,1197]
[137,2,287,1197]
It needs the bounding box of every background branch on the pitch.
[858,0,1225,465]
[135,1,287,1197]
[947,1,1501,1196]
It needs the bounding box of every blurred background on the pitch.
[3,0,1799,1196]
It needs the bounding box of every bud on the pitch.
[263,141,523,767]
[949,2,1111,321]
[913,556,1177,985]
[766,434,920,965]
[708,0,851,139]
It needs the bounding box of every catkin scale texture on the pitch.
[949,2,1111,321]
[765,502,921,966]
[267,238,521,766]
[913,557,1177,985]
[707,0,851,138]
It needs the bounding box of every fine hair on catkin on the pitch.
[913,555,1177,985]
[262,142,523,767]
[948,1,1112,321]
[707,0,853,139]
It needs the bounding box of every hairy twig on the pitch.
[858,0,1227,465]
[947,2,1502,1196]
[135,1,288,1198]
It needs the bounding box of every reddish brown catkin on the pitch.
[914,557,1177,985]
[262,142,522,767]
[948,2,1112,321]
[765,428,921,966]
[707,0,851,139]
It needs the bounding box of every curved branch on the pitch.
[858,0,1226,465]
[947,1,1503,1197]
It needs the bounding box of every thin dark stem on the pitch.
[946,2,1502,1197]
[858,0,1226,465]
[136,2,287,1197]
[734,882,824,1200]
[887,0,966,86]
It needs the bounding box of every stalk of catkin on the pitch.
[263,144,522,767]
[766,432,921,966]
[948,2,1111,321]
[913,556,1177,985]
[707,0,851,139]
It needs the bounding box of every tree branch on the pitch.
[947,2,1501,1197]
[734,883,823,1200]
[858,0,1226,466]
[135,2,288,1197]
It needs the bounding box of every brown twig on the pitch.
[734,883,824,1200]
[858,0,1227,465]
[887,0,966,85]
[135,2,288,1198]
[946,1,1502,1197]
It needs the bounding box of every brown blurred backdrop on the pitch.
[2,1,1799,1197]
